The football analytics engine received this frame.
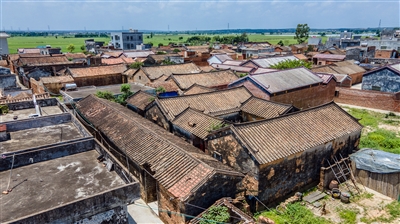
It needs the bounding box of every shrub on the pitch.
[200,206,230,224]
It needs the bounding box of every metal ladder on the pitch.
[326,154,360,194]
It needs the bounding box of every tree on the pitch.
[95,91,115,101]
[178,36,183,40]
[158,43,164,47]
[173,48,181,53]
[294,24,310,44]
[162,59,175,65]
[129,61,143,69]
[270,59,312,70]
[155,86,166,94]
[150,32,154,38]
[277,40,284,46]
[116,83,133,105]
[80,45,85,51]
[67,44,75,53]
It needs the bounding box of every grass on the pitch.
[344,107,400,154]
[337,207,359,224]
[256,203,332,224]
[360,201,400,224]
[8,34,328,53]
[7,36,110,54]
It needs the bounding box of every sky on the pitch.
[0,0,399,31]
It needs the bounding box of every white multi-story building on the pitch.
[110,29,143,50]
[0,32,10,55]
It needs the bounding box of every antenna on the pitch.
[378,19,381,31]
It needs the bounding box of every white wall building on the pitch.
[0,32,10,55]
[110,29,143,50]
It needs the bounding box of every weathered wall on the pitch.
[6,97,58,110]
[145,104,171,131]
[364,40,400,50]
[158,184,185,224]
[207,132,259,177]
[4,113,71,132]
[74,74,122,87]
[0,138,93,172]
[271,81,336,109]
[131,70,151,85]
[27,69,51,81]
[241,111,265,122]
[349,72,364,85]
[30,78,46,94]
[319,157,352,190]
[8,183,140,224]
[362,68,400,93]
[257,133,360,208]
[0,74,17,90]
[334,87,400,112]
[73,206,129,224]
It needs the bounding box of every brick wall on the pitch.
[30,78,46,94]
[334,87,400,112]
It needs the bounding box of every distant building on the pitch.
[0,32,10,55]
[110,29,143,50]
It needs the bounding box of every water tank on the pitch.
[65,83,77,91]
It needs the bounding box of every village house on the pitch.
[65,64,127,87]
[207,54,234,65]
[210,63,255,75]
[240,96,295,122]
[311,60,366,85]
[312,53,346,65]
[76,95,244,224]
[0,66,18,91]
[65,52,87,63]
[228,67,336,109]
[240,56,298,68]
[361,63,400,93]
[307,37,322,50]
[127,63,201,85]
[182,84,216,95]
[374,49,399,59]
[168,69,239,91]
[207,102,363,210]
[145,53,184,65]
[101,56,136,65]
[345,45,376,62]
[126,90,156,116]
[290,43,308,54]
[40,75,75,94]
[145,87,253,131]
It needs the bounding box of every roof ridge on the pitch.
[158,85,251,100]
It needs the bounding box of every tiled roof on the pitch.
[170,70,238,90]
[123,51,154,58]
[316,73,336,84]
[9,54,19,62]
[0,60,7,67]
[189,197,255,224]
[214,54,233,63]
[101,51,123,58]
[17,55,70,66]
[330,64,366,75]
[183,84,215,95]
[294,54,308,60]
[41,75,74,84]
[123,68,138,77]
[311,65,338,74]
[232,67,323,94]
[68,64,127,78]
[243,56,298,68]
[18,48,41,54]
[240,97,293,119]
[147,75,180,92]
[198,65,215,72]
[313,54,346,60]
[172,108,225,139]
[157,87,253,121]
[210,63,255,73]
[76,95,242,199]
[102,57,135,65]
[65,53,87,59]
[251,68,278,74]
[232,102,363,164]
[222,60,243,66]
[126,90,155,111]
[141,63,201,80]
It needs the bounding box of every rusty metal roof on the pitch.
[141,63,201,80]
[172,108,225,139]
[170,70,239,90]
[68,64,127,78]
[239,67,323,94]
[240,97,293,119]
[76,95,242,200]
[157,87,253,121]
[126,90,155,111]
[232,102,363,164]
[183,84,216,95]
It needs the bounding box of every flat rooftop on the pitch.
[0,150,126,223]
[62,83,154,101]
[0,106,63,122]
[0,122,82,154]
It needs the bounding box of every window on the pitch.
[335,90,340,97]
[381,46,387,50]
[372,86,381,91]
[139,76,141,80]
[139,36,142,40]
[213,151,222,162]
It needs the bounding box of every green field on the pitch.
[7,36,110,54]
[8,34,328,54]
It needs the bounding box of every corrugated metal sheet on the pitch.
[232,102,363,164]
[250,67,323,94]
[157,87,252,121]
[241,97,292,119]
[171,70,238,90]
[172,108,225,139]
[76,95,242,199]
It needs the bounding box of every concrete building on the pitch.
[110,29,143,50]
[0,32,10,55]
[207,102,363,210]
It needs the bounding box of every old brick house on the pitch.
[65,64,127,87]
[145,87,253,131]
[126,90,156,116]
[168,69,239,91]
[228,67,336,109]
[312,54,346,65]
[240,97,295,121]
[311,60,366,85]
[362,63,400,93]
[76,95,244,224]
[207,102,363,209]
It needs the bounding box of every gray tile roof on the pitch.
[170,70,239,90]
[240,97,293,119]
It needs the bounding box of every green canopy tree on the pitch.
[294,24,310,44]
[67,44,75,53]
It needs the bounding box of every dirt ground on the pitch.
[306,182,400,224]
